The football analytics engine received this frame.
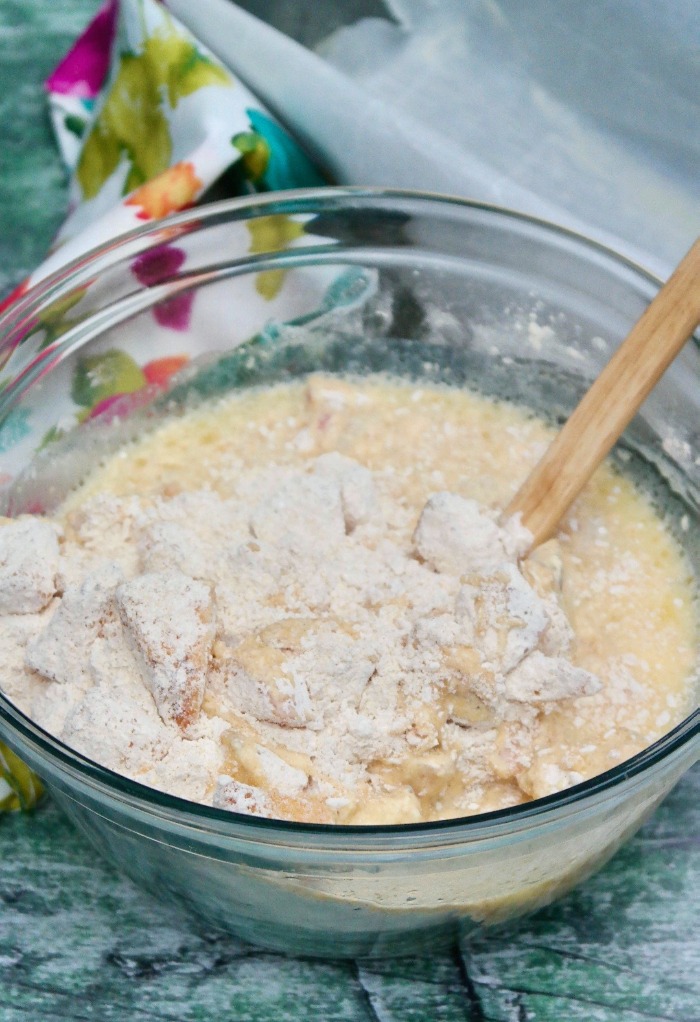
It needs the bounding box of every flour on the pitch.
[0,457,598,820]
[0,518,60,614]
[213,776,271,815]
[26,563,124,685]
[0,376,694,823]
[116,570,215,730]
[414,492,518,574]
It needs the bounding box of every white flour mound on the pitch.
[0,452,600,819]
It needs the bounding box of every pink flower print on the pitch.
[87,385,161,424]
[153,293,194,331]
[45,0,118,100]
[131,244,194,331]
[131,244,186,285]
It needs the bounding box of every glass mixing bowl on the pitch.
[0,188,697,958]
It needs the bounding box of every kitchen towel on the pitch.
[0,0,328,809]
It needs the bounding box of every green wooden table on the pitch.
[0,3,698,1019]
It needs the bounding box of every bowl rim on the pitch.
[0,185,697,842]
[0,183,678,342]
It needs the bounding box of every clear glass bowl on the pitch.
[0,188,697,958]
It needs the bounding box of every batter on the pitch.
[0,375,696,823]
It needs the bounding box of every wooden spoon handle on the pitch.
[505,236,700,548]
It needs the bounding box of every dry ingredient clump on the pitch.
[0,376,695,823]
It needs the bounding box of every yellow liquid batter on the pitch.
[57,374,697,823]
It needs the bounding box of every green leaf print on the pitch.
[243,109,326,191]
[246,214,306,300]
[38,425,65,452]
[76,15,231,201]
[64,113,87,139]
[142,29,231,107]
[37,288,89,349]
[77,50,171,199]
[232,131,270,185]
[0,742,43,812]
[71,349,146,410]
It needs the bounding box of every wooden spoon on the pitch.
[505,236,700,548]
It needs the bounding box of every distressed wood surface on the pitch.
[0,3,698,1019]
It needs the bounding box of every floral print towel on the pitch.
[41,0,324,276]
[0,0,327,812]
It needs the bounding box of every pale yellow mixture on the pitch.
[1,374,695,824]
[48,373,696,823]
